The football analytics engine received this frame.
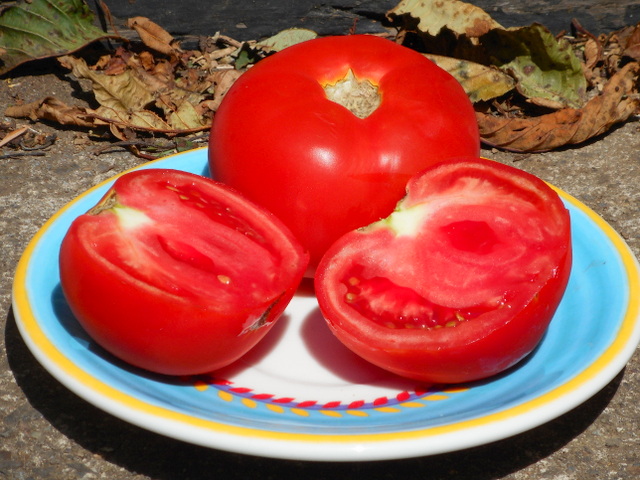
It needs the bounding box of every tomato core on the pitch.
[441,220,499,254]
[156,235,219,274]
[322,69,381,119]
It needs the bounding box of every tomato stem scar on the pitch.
[323,69,381,119]
[88,190,118,215]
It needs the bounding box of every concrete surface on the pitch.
[1,8,640,480]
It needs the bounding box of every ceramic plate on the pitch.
[12,148,640,461]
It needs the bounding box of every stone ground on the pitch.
[1,3,640,478]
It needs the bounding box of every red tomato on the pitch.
[208,34,480,275]
[315,158,572,384]
[59,169,308,376]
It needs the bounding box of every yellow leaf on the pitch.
[425,54,515,102]
[387,0,502,38]
[166,101,207,130]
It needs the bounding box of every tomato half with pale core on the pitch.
[208,34,480,276]
[59,169,308,376]
[315,158,572,384]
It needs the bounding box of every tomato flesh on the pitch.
[343,269,497,330]
[59,169,308,376]
[315,158,572,384]
[441,220,498,254]
[208,34,480,276]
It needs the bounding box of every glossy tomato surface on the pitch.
[315,158,572,384]
[208,34,480,275]
[59,169,308,376]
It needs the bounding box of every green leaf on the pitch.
[482,24,588,109]
[0,0,113,75]
[233,43,261,70]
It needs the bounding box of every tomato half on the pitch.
[59,169,308,376]
[208,34,480,275]
[315,158,572,384]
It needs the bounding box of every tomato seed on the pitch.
[217,274,231,285]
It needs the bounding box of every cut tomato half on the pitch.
[315,158,572,384]
[59,169,308,375]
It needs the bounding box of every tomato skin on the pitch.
[315,158,572,384]
[59,169,308,376]
[208,34,480,275]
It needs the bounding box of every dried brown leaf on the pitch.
[624,24,640,61]
[206,69,243,111]
[166,101,207,130]
[97,55,126,75]
[5,95,211,136]
[56,50,219,135]
[93,106,173,131]
[477,62,640,152]
[0,125,29,148]
[59,55,155,112]
[108,123,128,142]
[5,97,95,128]
[387,0,502,38]
[127,16,177,56]
[573,22,602,63]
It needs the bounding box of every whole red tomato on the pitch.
[59,169,308,376]
[315,158,572,384]
[208,34,480,275]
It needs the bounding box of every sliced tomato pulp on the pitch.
[315,158,572,384]
[59,169,308,375]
